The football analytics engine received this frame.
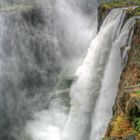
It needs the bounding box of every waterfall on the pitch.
[90,13,136,140]
[24,7,135,140]
[0,0,139,140]
[62,8,125,140]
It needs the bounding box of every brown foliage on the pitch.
[110,113,133,138]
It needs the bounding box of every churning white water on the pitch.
[24,7,137,140]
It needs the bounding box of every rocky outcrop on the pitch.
[98,1,140,140]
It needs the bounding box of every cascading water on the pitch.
[24,7,136,140]
[62,8,126,140]
[90,12,136,140]
[0,0,139,140]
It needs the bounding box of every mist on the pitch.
[0,0,99,140]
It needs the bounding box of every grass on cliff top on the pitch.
[101,0,140,10]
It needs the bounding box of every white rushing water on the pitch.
[24,7,137,140]
[90,13,136,140]
[62,8,125,140]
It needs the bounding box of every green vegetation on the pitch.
[100,0,140,11]
[135,90,140,94]
[134,7,140,16]
[98,0,140,29]
[134,117,140,131]
[102,2,132,10]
